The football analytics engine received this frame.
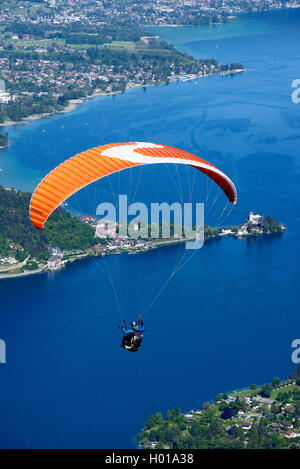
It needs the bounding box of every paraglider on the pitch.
[119,318,145,352]
[29,142,237,230]
[29,141,237,353]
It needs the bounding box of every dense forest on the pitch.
[262,215,285,234]
[0,186,95,260]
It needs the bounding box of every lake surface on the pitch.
[0,9,299,448]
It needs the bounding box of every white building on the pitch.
[50,247,61,256]
[242,421,252,430]
[220,228,233,236]
[285,430,300,439]
[248,212,264,225]
[95,221,117,238]
[0,91,12,104]
[47,255,62,270]
[237,212,265,236]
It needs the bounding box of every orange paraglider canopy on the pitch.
[30,142,237,230]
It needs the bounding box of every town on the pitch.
[5,0,292,124]
[1,1,300,28]
[42,211,287,273]
[138,368,300,449]
[0,210,286,278]
[1,1,298,125]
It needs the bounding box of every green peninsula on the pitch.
[0,186,285,278]
[138,366,300,449]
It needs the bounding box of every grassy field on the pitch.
[231,388,258,399]
[68,40,137,50]
[8,38,64,47]
[230,379,296,400]
[1,33,175,55]
[1,35,137,51]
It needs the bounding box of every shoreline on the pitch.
[184,375,296,420]
[0,89,127,128]
[0,267,45,279]
[0,69,244,129]
[0,225,285,280]
[140,375,299,449]
[0,5,298,130]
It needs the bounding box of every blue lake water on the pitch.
[0,9,300,448]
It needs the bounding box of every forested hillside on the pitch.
[0,186,95,260]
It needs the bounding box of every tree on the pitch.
[166,407,181,422]
[276,391,291,403]
[144,414,157,430]
[271,402,281,416]
[230,62,244,70]
[220,406,238,420]
[272,377,280,388]
[229,424,243,439]
[206,419,226,440]
[153,412,164,425]
[218,401,229,411]
[260,383,273,398]
[247,425,260,448]
[190,422,204,438]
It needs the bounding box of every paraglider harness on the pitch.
[120,320,144,352]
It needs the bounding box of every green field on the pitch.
[68,40,137,50]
